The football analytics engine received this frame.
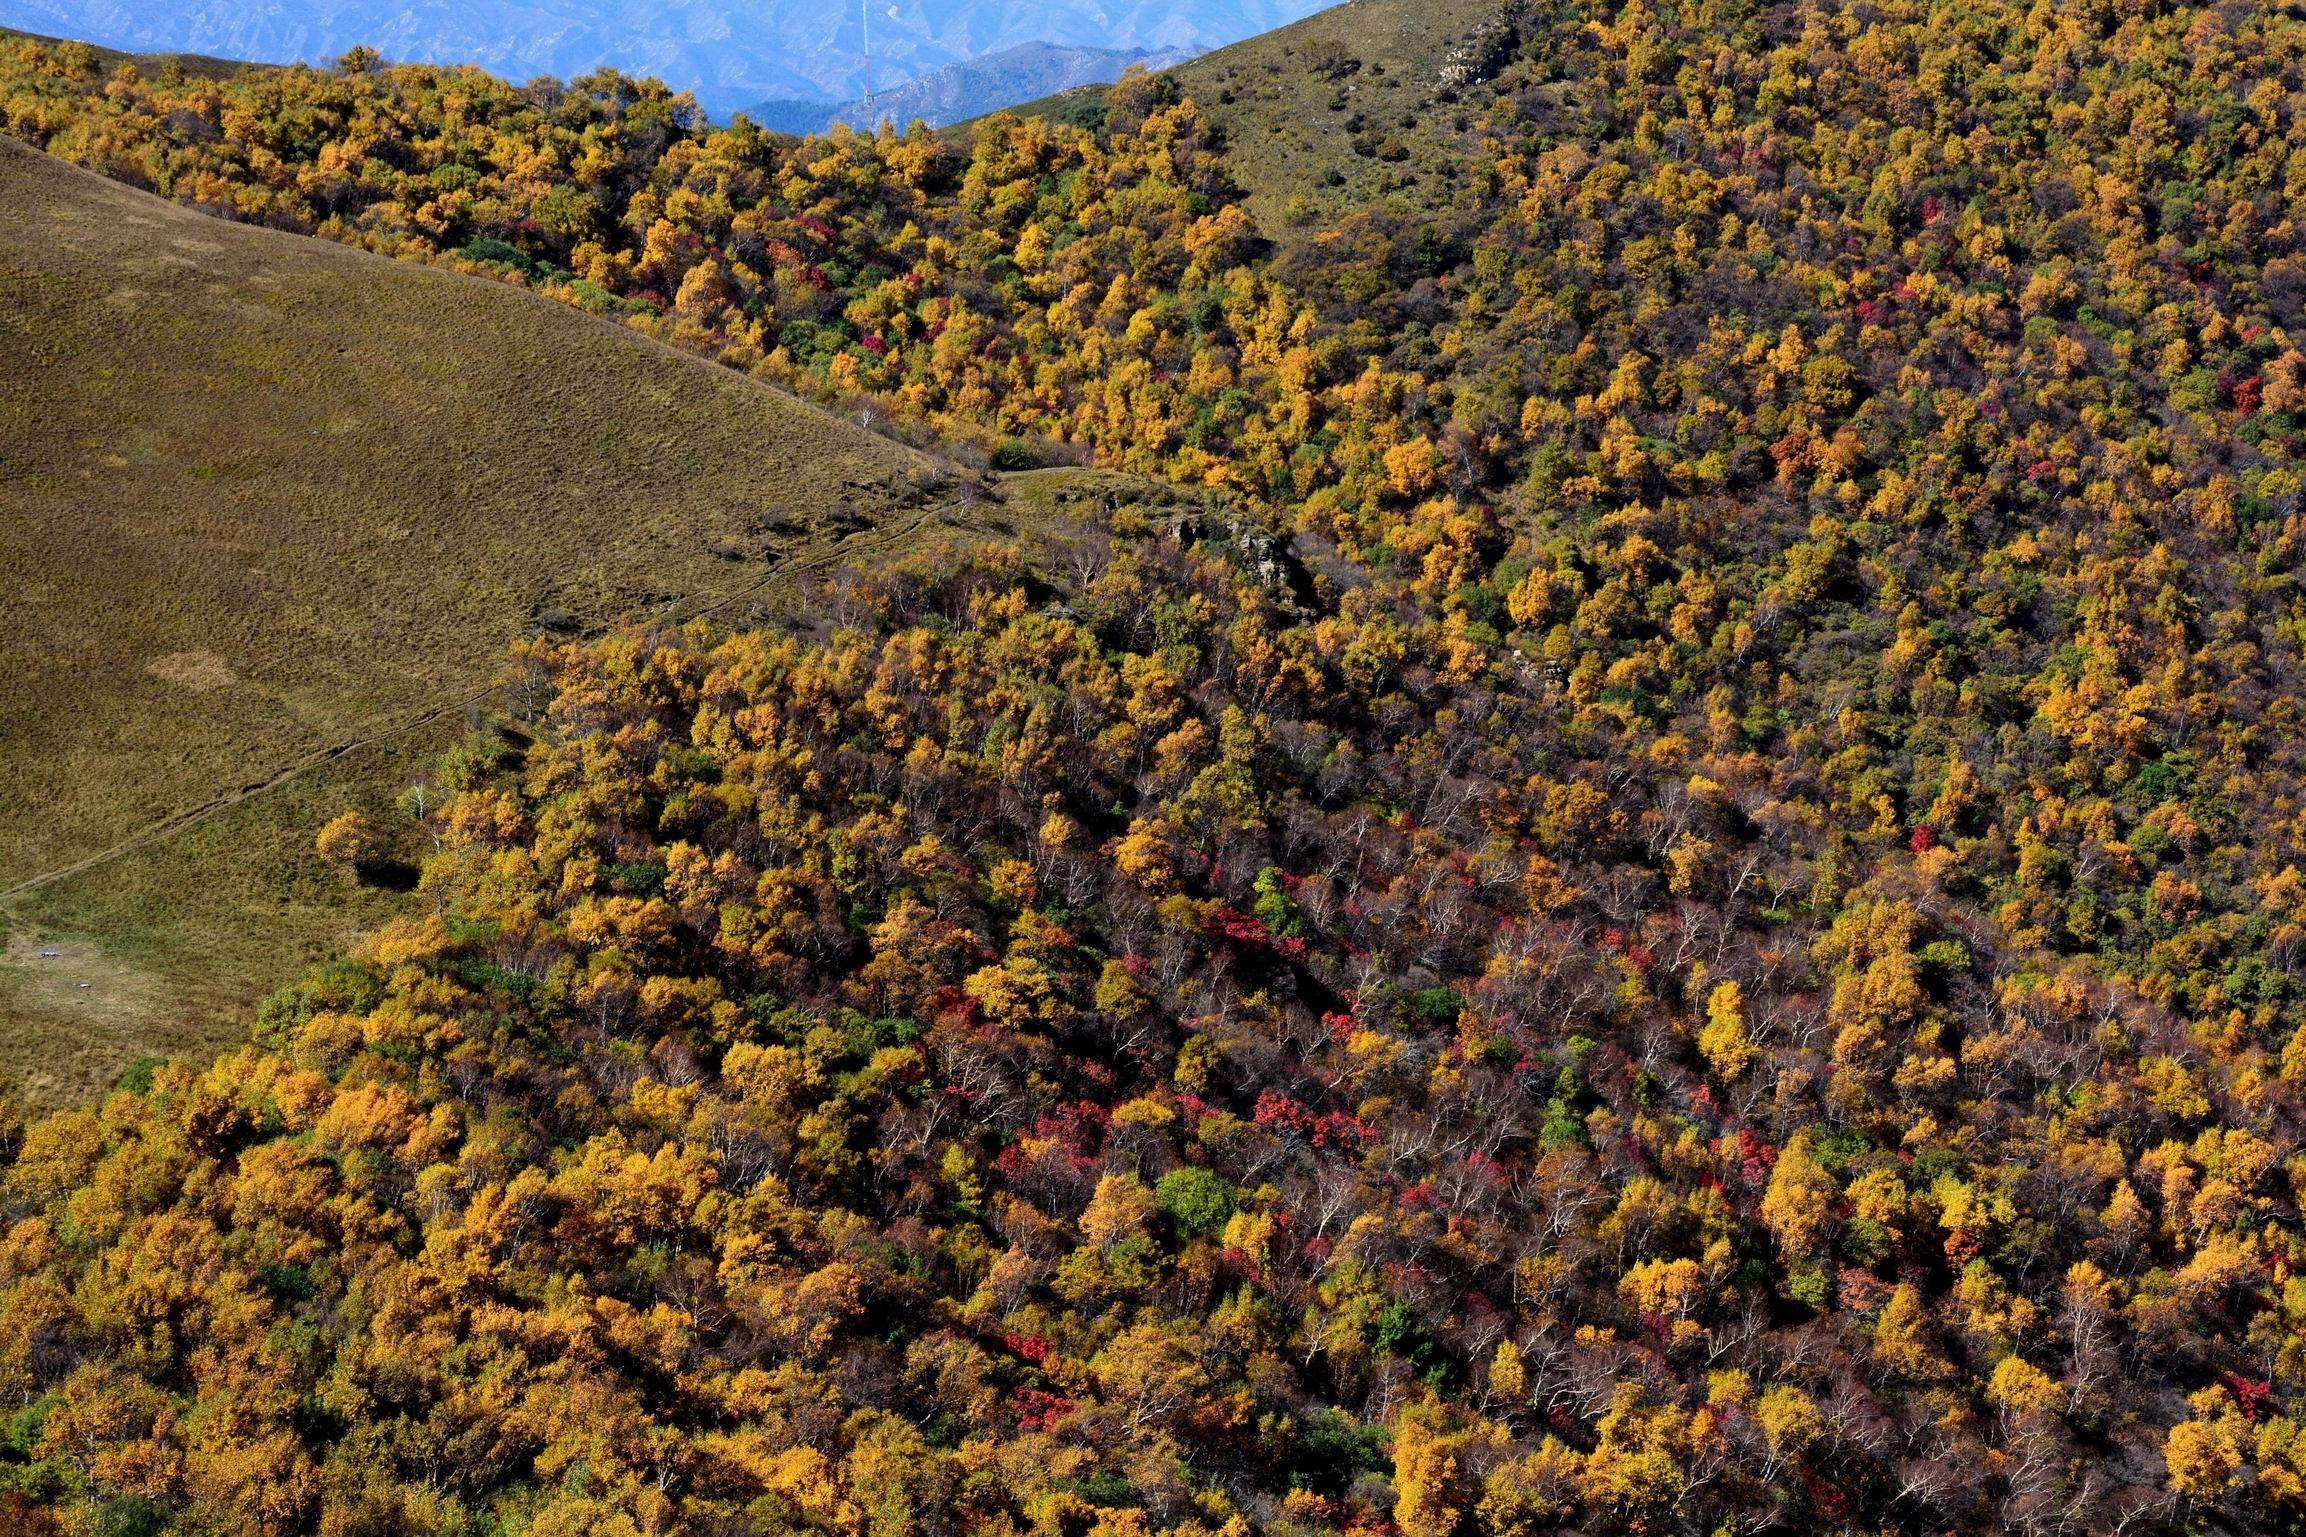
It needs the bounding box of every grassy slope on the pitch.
[1007,0,1500,232]
[0,137,940,1103]
[1162,0,1501,231]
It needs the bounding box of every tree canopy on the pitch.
[8,0,2306,1529]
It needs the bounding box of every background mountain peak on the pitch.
[744,39,1193,135]
[0,0,1334,110]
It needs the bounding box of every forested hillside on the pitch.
[7,0,2306,1530]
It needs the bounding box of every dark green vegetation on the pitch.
[0,136,941,1103]
[8,0,2306,1531]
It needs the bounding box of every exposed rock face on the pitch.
[1435,0,1530,92]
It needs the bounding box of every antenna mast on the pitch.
[861,0,874,111]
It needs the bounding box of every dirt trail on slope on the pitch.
[0,499,962,905]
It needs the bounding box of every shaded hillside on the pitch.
[0,136,940,1101]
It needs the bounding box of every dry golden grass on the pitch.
[0,138,948,1103]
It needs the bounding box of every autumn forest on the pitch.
[6,0,2306,1530]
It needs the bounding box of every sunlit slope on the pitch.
[0,134,929,884]
[1167,0,1506,227]
[1007,0,1504,230]
[0,136,936,1096]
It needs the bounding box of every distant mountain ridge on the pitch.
[744,40,1189,135]
[0,0,1329,112]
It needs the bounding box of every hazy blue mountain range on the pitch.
[744,39,1187,133]
[0,0,1330,112]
